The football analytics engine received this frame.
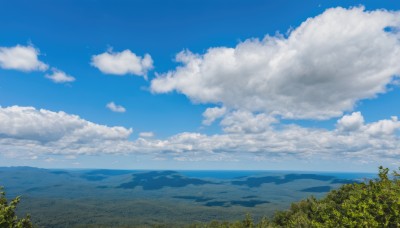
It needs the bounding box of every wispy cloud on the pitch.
[45,68,75,83]
[106,102,126,113]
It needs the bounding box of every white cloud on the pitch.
[2,7,400,170]
[364,116,400,136]
[45,68,75,83]
[151,7,400,120]
[336,112,364,132]
[106,102,126,113]
[220,111,277,134]
[0,45,48,72]
[0,45,75,85]
[91,49,153,77]
[135,112,400,162]
[337,112,400,136]
[0,106,133,156]
[202,107,226,125]
[0,106,399,166]
[139,132,154,138]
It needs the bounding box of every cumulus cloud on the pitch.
[91,49,153,77]
[202,107,226,125]
[151,7,400,120]
[220,111,277,134]
[0,45,48,72]
[337,112,400,136]
[364,116,400,136]
[0,106,399,165]
[0,106,133,156]
[106,102,126,113]
[45,68,75,83]
[135,111,400,162]
[0,106,132,142]
[336,112,364,132]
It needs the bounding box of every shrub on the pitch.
[0,187,33,228]
[198,166,400,228]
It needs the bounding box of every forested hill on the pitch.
[195,167,400,227]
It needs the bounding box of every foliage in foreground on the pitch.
[195,166,400,228]
[0,187,33,228]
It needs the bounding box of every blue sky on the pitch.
[1,0,400,171]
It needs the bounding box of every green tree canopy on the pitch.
[196,166,400,228]
[0,187,33,228]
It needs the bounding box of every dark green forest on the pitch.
[2,167,399,227]
[195,166,400,227]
